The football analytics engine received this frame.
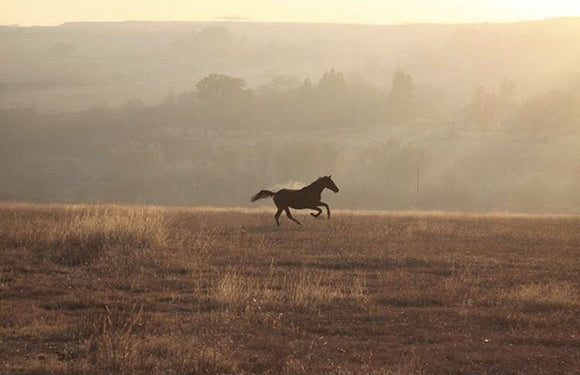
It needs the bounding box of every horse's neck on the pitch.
[305,180,325,195]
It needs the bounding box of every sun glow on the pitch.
[1,0,580,26]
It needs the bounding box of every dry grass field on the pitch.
[0,203,579,375]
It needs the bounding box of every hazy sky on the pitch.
[1,0,580,26]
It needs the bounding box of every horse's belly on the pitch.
[289,203,311,209]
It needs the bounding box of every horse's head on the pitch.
[321,175,339,193]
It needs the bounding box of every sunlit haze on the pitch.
[1,0,580,213]
[2,0,580,26]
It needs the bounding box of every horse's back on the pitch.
[274,189,296,198]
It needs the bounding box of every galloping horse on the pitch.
[250,176,339,226]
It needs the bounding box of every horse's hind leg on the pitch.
[310,207,322,218]
[284,208,302,225]
[274,208,283,226]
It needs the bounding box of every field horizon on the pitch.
[1,202,579,374]
[5,201,580,218]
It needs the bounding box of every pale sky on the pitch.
[1,0,580,26]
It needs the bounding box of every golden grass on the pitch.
[1,204,168,267]
[87,305,144,374]
[1,203,579,374]
[214,268,367,309]
[502,281,580,308]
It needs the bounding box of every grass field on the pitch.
[0,203,579,374]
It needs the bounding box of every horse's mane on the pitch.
[300,177,325,191]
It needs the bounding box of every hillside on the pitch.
[1,18,580,110]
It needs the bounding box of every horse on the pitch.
[250,176,339,226]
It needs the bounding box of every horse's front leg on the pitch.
[318,202,330,219]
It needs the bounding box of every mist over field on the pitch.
[1,19,580,212]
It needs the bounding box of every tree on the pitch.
[298,78,315,97]
[195,74,253,128]
[466,86,491,127]
[388,68,415,115]
[316,69,351,126]
[257,75,300,102]
[317,68,347,95]
[465,81,517,129]
[196,74,249,103]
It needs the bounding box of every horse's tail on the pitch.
[250,190,275,202]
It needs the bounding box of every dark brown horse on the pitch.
[250,176,339,226]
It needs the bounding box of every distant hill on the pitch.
[1,18,579,111]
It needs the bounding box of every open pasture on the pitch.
[0,203,579,374]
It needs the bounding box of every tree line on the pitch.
[1,69,579,211]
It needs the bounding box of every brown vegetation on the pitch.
[1,203,579,374]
